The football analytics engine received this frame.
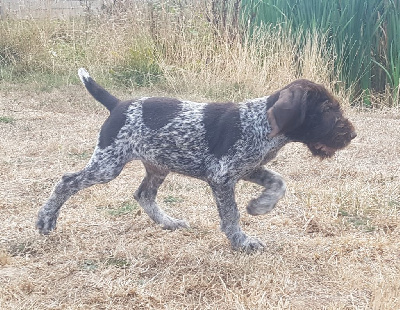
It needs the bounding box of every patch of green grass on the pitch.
[389,199,400,210]
[338,209,376,232]
[337,209,351,217]
[68,150,92,160]
[0,116,15,124]
[106,202,137,217]
[8,240,36,257]
[80,257,131,271]
[0,65,80,92]
[163,195,184,204]
[105,257,131,269]
[80,259,98,272]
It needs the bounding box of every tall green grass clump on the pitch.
[110,45,162,88]
[241,0,400,106]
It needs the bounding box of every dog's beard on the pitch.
[308,143,337,159]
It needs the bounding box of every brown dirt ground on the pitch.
[0,85,399,309]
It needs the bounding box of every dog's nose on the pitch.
[350,131,357,139]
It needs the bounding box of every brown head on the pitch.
[267,79,356,159]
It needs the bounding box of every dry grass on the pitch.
[0,83,399,309]
[0,1,349,104]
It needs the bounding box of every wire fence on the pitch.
[0,0,103,18]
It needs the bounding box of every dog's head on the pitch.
[267,79,356,159]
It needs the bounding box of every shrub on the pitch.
[111,46,163,88]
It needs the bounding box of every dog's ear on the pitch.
[267,85,307,138]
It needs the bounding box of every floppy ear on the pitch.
[267,85,307,138]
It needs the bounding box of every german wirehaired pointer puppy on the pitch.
[36,68,356,252]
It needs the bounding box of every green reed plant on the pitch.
[241,0,398,106]
[380,0,400,105]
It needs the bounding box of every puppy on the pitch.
[36,68,356,252]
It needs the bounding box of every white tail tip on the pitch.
[78,68,90,84]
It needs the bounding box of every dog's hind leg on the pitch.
[36,148,126,234]
[134,163,189,230]
[242,167,286,216]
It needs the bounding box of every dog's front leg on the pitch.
[209,181,265,252]
[242,167,286,215]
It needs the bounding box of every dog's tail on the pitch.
[78,68,120,112]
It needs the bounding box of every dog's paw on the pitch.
[246,198,277,215]
[161,216,189,231]
[238,236,265,253]
[229,232,265,253]
[36,211,57,235]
